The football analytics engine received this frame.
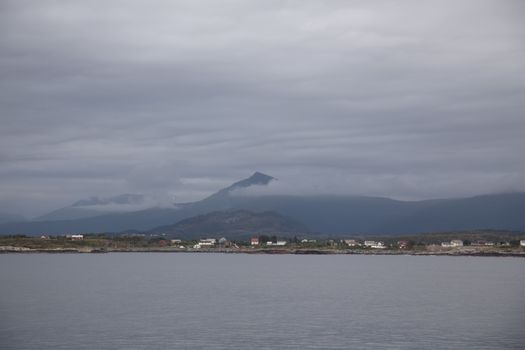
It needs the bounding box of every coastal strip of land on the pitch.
[1,248,524,257]
[1,232,524,256]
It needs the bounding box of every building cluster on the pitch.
[441,240,464,248]
[343,239,388,249]
[440,239,524,248]
[364,241,386,249]
[27,233,525,251]
[265,240,287,246]
[191,237,237,249]
[250,237,287,246]
[193,238,217,249]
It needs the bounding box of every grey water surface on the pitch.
[1,254,524,349]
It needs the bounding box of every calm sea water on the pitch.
[0,253,524,349]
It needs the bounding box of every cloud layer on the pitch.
[1,0,524,217]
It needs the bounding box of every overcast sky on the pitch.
[1,0,524,217]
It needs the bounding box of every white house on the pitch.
[199,238,216,246]
[344,239,359,246]
[371,242,386,249]
[266,241,287,246]
[66,234,84,241]
[442,240,463,248]
[363,240,385,248]
[520,240,525,247]
[450,240,463,247]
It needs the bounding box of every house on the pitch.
[266,241,287,246]
[218,237,228,245]
[199,238,216,246]
[344,239,359,247]
[397,240,410,249]
[520,240,525,247]
[66,234,84,241]
[364,240,385,248]
[472,240,494,246]
[250,237,260,246]
[170,239,182,244]
[450,240,463,247]
[442,240,463,248]
[301,239,317,243]
[371,242,386,249]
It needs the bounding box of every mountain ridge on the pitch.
[1,172,525,235]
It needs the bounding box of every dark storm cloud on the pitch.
[1,0,524,216]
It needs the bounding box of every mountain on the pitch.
[1,171,525,236]
[150,210,306,240]
[0,172,276,234]
[35,194,149,221]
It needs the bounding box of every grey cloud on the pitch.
[1,0,524,217]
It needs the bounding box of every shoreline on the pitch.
[1,248,524,257]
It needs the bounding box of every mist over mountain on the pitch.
[35,194,152,221]
[1,172,525,236]
[71,194,146,207]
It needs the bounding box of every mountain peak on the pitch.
[248,171,274,183]
[200,172,275,203]
[229,172,275,190]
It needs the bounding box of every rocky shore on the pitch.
[2,246,524,257]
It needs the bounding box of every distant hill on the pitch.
[150,210,307,240]
[1,172,525,236]
[224,192,525,234]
